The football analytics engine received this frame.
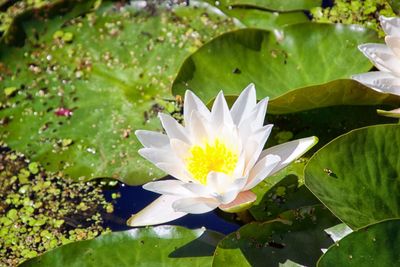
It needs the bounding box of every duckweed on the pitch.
[0,142,112,266]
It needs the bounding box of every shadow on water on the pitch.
[101,178,241,235]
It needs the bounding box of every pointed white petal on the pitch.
[189,111,209,144]
[143,180,193,196]
[219,190,257,212]
[159,113,190,143]
[230,83,257,125]
[135,130,169,148]
[352,71,400,95]
[243,124,274,174]
[244,154,281,190]
[358,44,400,74]
[156,162,192,182]
[172,197,219,214]
[138,147,176,165]
[184,90,211,126]
[251,97,269,129]
[211,91,234,127]
[259,136,318,176]
[127,195,187,227]
[380,15,400,37]
[385,36,400,58]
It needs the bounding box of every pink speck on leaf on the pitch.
[55,107,73,117]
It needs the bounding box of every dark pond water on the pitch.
[102,180,242,235]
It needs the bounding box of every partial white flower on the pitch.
[128,84,317,227]
[352,16,400,96]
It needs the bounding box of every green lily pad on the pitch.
[172,23,392,111]
[250,104,396,221]
[213,206,340,267]
[318,219,400,266]
[22,226,224,266]
[0,2,237,185]
[217,0,322,11]
[225,8,309,30]
[305,124,400,229]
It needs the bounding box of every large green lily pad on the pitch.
[216,0,322,11]
[250,104,396,221]
[305,124,400,229]
[318,219,400,266]
[22,226,224,266]
[213,206,340,267]
[171,23,397,112]
[0,1,237,185]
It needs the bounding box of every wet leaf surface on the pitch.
[305,124,400,229]
[22,226,224,267]
[0,1,238,185]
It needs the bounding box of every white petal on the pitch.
[358,44,400,74]
[135,130,169,148]
[352,71,400,95]
[230,83,257,125]
[207,172,247,204]
[385,36,400,58]
[172,197,219,214]
[170,138,191,161]
[184,90,211,126]
[206,171,235,193]
[380,16,400,37]
[259,136,318,176]
[211,91,234,127]
[188,111,209,144]
[156,162,192,182]
[143,180,193,196]
[219,190,257,212]
[251,97,269,129]
[182,182,213,197]
[243,154,281,190]
[127,195,187,227]
[243,124,274,174]
[139,147,176,165]
[159,113,190,143]
[237,98,269,142]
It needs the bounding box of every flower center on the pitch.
[186,139,238,184]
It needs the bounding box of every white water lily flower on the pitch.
[128,84,317,227]
[352,16,400,96]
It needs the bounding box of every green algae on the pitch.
[0,142,112,266]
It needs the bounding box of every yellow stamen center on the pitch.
[186,139,238,184]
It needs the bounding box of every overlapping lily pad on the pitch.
[305,124,400,229]
[318,219,400,266]
[22,226,224,266]
[0,1,238,185]
[212,206,340,267]
[171,23,400,113]
[216,0,322,11]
